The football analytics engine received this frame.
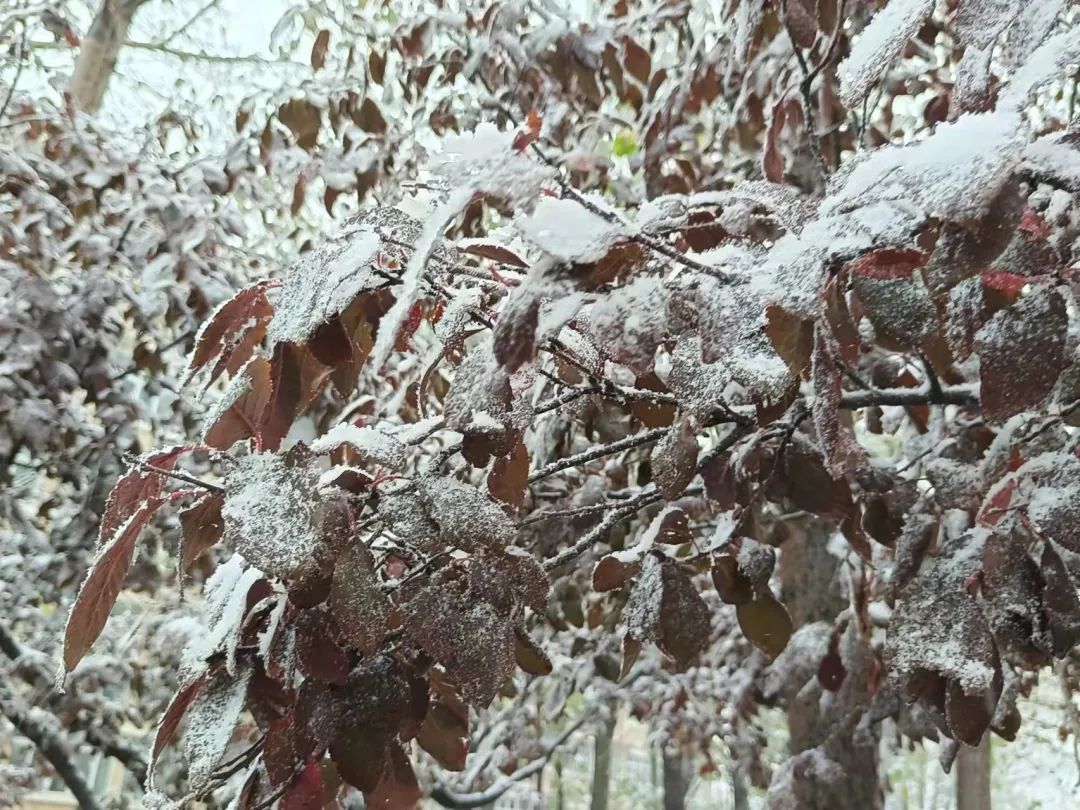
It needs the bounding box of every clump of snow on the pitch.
[837,0,934,107]
[310,422,407,469]
[429,122,554,203]
[822,111,1024,223]
[516,195,625,263]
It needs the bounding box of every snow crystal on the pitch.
[309,422,407,469]
[837,0,934,107]
[516,196,625,263]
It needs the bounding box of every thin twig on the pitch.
[122,453,224,494]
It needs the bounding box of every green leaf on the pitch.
[612,129,638,157]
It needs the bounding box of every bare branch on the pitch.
[430,715,588,809]
[0,681,103,810]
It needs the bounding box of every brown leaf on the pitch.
[369,50,386,84]
[204,357,273,450]
[488,437,529,510]
[365,743,422,810]
[593,554,641,592]
[651,414,699,499]
[711,554,754,605]
[736,594,794,660]
[261,342,303,451]
[514,627,553,675]
[179,492,225,572]
[623,37,651,83]
[330,543,390,656]
[656,560,710,669]
[278,98,322,150]
[310,29,330,70]
[764,305,813,377]
[975,286,1068,422]
[459,240,528,267]
[355,98,387,135]
[417,694,469,772]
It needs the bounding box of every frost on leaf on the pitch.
[187,280,273,385]
[886,530,1002,744]
[650,413,699,499]
[185,661,253,795]
[589,277,666,373]
[400,565,515,706]
[849,249,937,348]
[974,285,1067,422]
[837,0,934,108]
[329,543,390,656]
[621,554,709,671]
[267,208,435,346]
[416,476,514,553]
[222,451,337,580]
[310,422,407,470]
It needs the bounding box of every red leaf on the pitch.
[148,672,209,779]
[99,446,188,547]
[188,281,273,383]
[511,110,542,152]
[204,356,273,450]
[283,760,324,810]
[459,240,528,267]
[365,743,422,809]
[488,437,529,509]
[261,342,303,451]
[848,248,926,281]
[61,497,166,676]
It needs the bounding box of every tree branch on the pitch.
[0,681,103,810]
[528,427,668,484]
[0,623,148,786]
[429,715,588,809]
[838,385,976,409]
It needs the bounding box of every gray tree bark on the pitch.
[956,738,992,810]
[68,0,150,113]
[662,747,692,810]
[776,518,882,810]
[589,712,615,810]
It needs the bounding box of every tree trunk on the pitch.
[776,518,882,810]
[68,0,149,113]
[662,747,692,810]
[730,762,749,810]
[956,738,992,810]
[589,712,615,810]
